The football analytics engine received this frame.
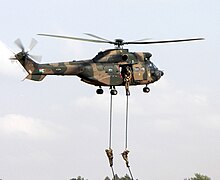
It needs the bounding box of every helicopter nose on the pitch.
[155,70,164,80]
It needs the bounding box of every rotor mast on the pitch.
[114,39,124,49]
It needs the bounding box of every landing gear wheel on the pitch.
[96,88,104,94]
[143,86,150,93]
[110,89,118,95]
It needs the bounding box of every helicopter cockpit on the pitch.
[148,61,158,70]
[146,60,164,81]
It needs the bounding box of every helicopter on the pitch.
[11,33,204,95]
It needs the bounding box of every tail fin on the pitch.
[12,39,46,81]
[15,53,46,81]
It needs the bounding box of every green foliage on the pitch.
[105,174,132,180]
[70,176,86,180]
[77,177,84,180]
[119,174,132,180]
[72,173,211,180]
[104,177,111,180]
[190,173,211,180]
[71,174,133,180]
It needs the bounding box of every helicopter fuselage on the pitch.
[18,49,163,88]
[14,48,164,95]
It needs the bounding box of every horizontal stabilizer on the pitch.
[25,74,46,81]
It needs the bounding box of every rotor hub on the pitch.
[114,39,124,48]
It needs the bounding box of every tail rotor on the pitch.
[12,38,41,62]
[28,38,38,52]
[14,38,25,52]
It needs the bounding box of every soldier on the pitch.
[121,149,130,168]
[105,148,113,167]
[121,66,132,96]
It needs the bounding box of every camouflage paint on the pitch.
[14,49,163,87]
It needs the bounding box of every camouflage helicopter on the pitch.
[11,33,204,95]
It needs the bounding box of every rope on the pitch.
[111,167,115,180]
[128,167,134,180]
[106,89,135,180]
[105,93,116,179]
[122,94,135,180]
[109,93,113,148]
[125,95,129,149]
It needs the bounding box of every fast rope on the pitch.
[121,94,135,180]
[105,79,135,180]
[105,92,116,180]
[125,94,129,149]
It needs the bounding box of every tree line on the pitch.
[70,173,211,180]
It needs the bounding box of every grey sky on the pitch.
[0,0,220,179]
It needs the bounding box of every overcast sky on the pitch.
[0,0,220,179]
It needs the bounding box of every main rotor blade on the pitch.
[133,38,152,42]
[126,38,204,45]
[38,33,114,44]
[28,38,38,52]
[84,33,111,41]
[15,38,25,51]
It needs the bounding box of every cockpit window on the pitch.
[147,61,158,69]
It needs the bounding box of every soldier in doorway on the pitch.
[121,66,132,96]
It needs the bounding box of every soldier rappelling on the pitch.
[121,66,132,96]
